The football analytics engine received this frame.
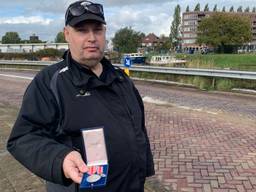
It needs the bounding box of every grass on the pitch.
[134,53,256,91]
[175,53,256,71]
[131,71,256,91]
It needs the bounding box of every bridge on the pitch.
[0,43,69,53]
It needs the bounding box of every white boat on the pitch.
[149,55,186,67]
[122,53,146,64]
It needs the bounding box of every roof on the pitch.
[142,33,160,44]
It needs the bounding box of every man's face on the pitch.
[64,21,106,67]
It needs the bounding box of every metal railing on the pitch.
[0,60,55,66]
[126,65,256,80]
[0,60,256,80]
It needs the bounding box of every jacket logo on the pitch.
[76,90,91,97]
[59,66,69,73]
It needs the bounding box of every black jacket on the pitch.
[7,52,154,192]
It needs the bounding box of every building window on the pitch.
[183,39,196,44]
[184,21,197,25]
[183,34,196,38]
[183,27,190,32]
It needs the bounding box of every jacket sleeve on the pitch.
[132,85,155,177]
[6,73,73,186]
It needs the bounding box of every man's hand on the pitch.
[63,151,88,184]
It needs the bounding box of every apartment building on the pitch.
[181,11,256,52]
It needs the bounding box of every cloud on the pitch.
[1,0,256,13]
[95,0,173,7]
[105,2,173,38]
[0,19,63,42]
[1,0,256,42]
[0,0,68,14]
[26,1,70,15]
[0,16,53,25]
[0,0,173,14]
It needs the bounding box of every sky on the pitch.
[0,0,255,42]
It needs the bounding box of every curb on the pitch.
[132,77,196,88]
[231,88,256,95]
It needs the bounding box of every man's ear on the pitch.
[63,27,70,43]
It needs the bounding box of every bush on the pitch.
[35,48,63,58]
[199,77,212,90]
[216,79,235,91]
[0,48,64,60]
[0,52,34,60]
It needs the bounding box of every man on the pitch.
[7,0,154,191]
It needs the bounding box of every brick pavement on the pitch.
[136,81,256,120]
[0,76,168,192]
[0,103,46,192]
[144,101,256,192]
[1,75,256,191]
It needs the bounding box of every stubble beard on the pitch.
[79,49,104,69]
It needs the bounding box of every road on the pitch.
[0,70,256,192]
[135,81,256,120]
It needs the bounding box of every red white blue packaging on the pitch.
[80,127,108,189]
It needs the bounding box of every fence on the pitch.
[0,60,256,80]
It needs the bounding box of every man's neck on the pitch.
[90,62,103,77]
[78,61,103,77]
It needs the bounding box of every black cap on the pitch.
[65,0,106,27]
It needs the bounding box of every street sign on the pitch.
[124,56,132,67]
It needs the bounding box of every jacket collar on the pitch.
[63,50,122,89]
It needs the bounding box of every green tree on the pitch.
[244,7,250,12]
[222,6,226,12]
[197,13,252,53]
[194,3,200,11]
[186,5,189,12]
[55,32,67,43]
[155,35,172,53]
[170,4,181,48]
[213,4,217,12]
[229,6,234,12]
[237,6,243,12]
[253,7,256,12]
[204,4,209,11]
[2,32,21,44]
[112,27,144,53]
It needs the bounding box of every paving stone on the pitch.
[1,74,256,192]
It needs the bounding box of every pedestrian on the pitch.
[7,0,155,191]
